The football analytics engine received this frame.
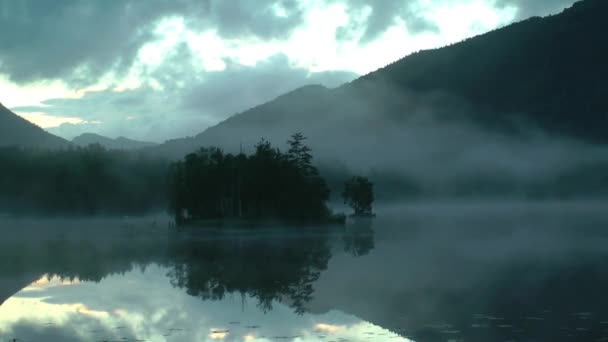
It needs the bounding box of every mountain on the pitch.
[0,103,68,148]
[353,0,608,141]
[72,133,157,150]
[151,84,335,157]
[151,0,607,161]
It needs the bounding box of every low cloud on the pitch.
[0,0,308,85]
[13,53,356,141]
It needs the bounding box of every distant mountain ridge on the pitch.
[72,133,157,150]
[0,103,68,148]
[151,0,608,159]
[151,84,334,156]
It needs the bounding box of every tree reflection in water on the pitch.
[343,219,375,257]
[166,233,334,314]
[0,221,375,315]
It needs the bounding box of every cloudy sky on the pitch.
[0,0,577,142]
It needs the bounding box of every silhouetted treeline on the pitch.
[0,145,168,215]
[168,134,335,224]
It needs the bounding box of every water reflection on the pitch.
[2,203,608,342]
[0,219,384,342]
[343,219,375,257]
[2,268,408,342]
[166,230,334,314]
[308,203,608,342]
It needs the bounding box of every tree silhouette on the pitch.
[168,134,333,225]
[287,132,314,176]
[0,145,168,215]
[342,176,374,216]
[166,232,334,314]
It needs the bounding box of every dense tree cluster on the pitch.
[0,145,168,215]
[168,134,333,224]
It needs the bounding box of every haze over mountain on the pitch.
[149,0,608,198]
[356,0,607,142]
[0,102,68,149]
[72,133,156,150]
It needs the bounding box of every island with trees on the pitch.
[0,133,376,225]
[168,133,359,226]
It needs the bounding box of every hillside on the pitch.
[353,0,608,141]
[0,103,68,148]
[72,133,157,150]
[152,84,335,157]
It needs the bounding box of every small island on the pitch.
[343,176,376,218]
[168,133,357,227]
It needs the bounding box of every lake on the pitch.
[2,201,608,342]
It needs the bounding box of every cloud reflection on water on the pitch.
[0,265,411,342]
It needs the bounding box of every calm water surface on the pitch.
[2,202,608,342]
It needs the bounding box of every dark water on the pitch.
[2,201,608,342]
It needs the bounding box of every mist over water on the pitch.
[2,201,608,341]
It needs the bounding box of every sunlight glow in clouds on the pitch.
[0,77,79,108]
[16,111,85,128]
[426,0,517,41]
[314,322,346,333]
[118,0,517,82]
[243,333,257,340]
[27,275,81,289]
[139,18,189,67]
[209,330,229,339]
[0,297,109,332]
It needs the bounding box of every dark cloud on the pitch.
[180,54,356,119]
[494,0,578,19]
[189,0,306,39]
[14,53,356,141]
[0,0,170,84]
[3,0,558,86]
[0,0,307,84]
[335,0,439,43]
